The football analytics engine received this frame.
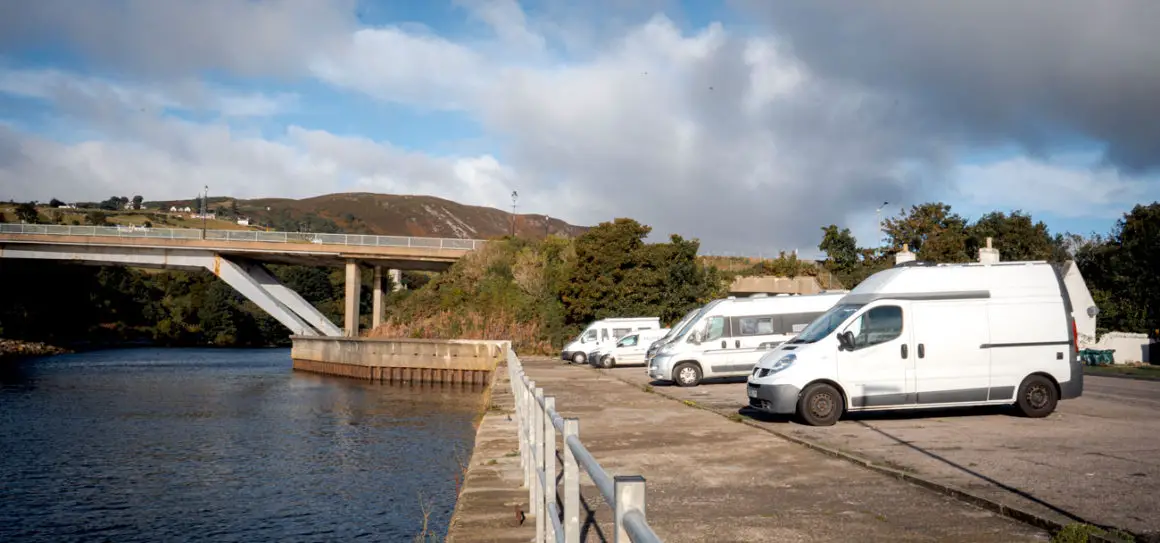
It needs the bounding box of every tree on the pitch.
[1074,202,1160,335]
[85,210,110,226]
[14,202,40,224]
[882,203,971,262]
[818,225,859,275]
[967,210,1066,262]
[49,198,65,208]
[132,195,144,210]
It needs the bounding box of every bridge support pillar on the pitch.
[389,268,404,292]
[345,260,361,337]
[372,265,384,330]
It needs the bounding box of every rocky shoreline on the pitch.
[0,339,72,362]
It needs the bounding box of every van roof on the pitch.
[707,292,847,316]
[843,261,1062,305]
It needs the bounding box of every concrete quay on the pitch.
[290,337,508,385]
[458,357,1046,542]
[606,365,1160,539]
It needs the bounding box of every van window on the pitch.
[849,306,903,349]
[705,316,727,341]
[793,304,863,344]
[735,316,775,336]
[601,328,609,341]
[778,312,824,335]
[613,328,632,339]
[584,329,597,342]
[619,335,638,347]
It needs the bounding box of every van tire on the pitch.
[797,383,843,426]
[673,362,702,387]
[600,355,615,369]
[572,352,586,365]
[1015,374,1058,418]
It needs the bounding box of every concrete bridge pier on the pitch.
[372,265,384,329]
[344,260,361,337]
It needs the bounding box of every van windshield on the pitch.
[670,306,712,343]
[664,309,699,340]
[790,303,863,344]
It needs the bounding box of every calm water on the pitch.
[0,348,486,542]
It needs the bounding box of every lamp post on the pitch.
[202,185,208,239]
[510,190,518,237]
[875,201,889,253]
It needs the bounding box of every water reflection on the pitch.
[0,348,485,542]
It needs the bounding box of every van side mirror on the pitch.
[837,331,855,351]
[689,331,701,345]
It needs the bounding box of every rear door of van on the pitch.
[911,300,993,404]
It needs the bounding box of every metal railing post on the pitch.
[526,380,537,511]
[544,397,557,542]
[563,418,580,543]
[534,387,545,543]
[614,476,646,543]
[518,372,528,488]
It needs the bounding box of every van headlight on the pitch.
[769,353,796,373]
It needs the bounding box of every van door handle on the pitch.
[735,340,741,348]
[918,344,925,359]
[721,340,727,348]
[901,344,909,359]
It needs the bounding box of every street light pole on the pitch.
[202,185,208,239]
[875,201,889,253]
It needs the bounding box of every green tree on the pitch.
[85,211,110,226]
[49,198,65,208]
[882,203,971,262]
[818,225,859,275]
[967,210,1066,262]
[14,202,40,224]
[132,195,144,210]
[1076,203,1160,335]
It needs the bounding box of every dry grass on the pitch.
[367,309,553,355]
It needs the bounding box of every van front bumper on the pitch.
[746,382,800,414]
[648,354,673,381]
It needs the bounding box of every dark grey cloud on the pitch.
[734,0,1160,172]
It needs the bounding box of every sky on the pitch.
[0,0,1157,257]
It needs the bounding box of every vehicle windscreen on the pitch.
[663,309,699,340]
[790,303,863,344]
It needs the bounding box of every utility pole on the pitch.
[545,214,550,238]
[510,190,518,237]
[875,201,889,254]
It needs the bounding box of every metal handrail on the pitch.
[508,350,662,543]
[0,222,488,251]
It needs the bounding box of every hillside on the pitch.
[147,193,588,240]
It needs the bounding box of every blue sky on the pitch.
[0,0,1156,256]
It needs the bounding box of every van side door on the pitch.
[699,315,735,375]
[911,301,993,404]
[837,301,917,409]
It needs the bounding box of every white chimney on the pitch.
[978,237,1000,264]
[895,243,916,265]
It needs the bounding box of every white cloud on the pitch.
[953,157,1153,219]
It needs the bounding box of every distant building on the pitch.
[190,213,216,220]
[170,206,178,212]
[182,206,192,213]
[236,217,251,226]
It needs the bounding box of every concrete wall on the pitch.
[729,275,823,295]
[1088,332,1153,364]
[289,336,511,384]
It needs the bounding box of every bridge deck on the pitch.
[0,224,487,269]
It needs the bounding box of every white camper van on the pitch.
[648,293,848,386]
[644,308,703,364]
[746,261,1083,426]
[562,317,662,364]
[594,328,671,368]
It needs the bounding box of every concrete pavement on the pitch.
[506,358,1046,542]
[607,366,1160,538]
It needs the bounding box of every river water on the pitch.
[0,348,486,542]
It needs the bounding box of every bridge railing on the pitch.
[508,350,662,543]
[0,223,487,251]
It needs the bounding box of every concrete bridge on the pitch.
[0,223,487,338]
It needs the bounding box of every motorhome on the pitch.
[647,293,848,386]
[562,317,662,364]
[746,261,1082,426]
[593,328,671,368]
[644,308,703,364]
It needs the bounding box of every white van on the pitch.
[644,308,704,364]
[562,317,662,364]
[594,328,671,368]
[648,293,848,386]
[746,261,1083,426]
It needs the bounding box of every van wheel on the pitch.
[673,363,702,387]
[1015,375,1058,418]
[797,383,843,426]
[572,352,586,365]
[600,355,615,369]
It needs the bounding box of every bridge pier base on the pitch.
[344,260,361,337]
[372,265,384,330]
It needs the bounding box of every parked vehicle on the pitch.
[644,308,703,365]
[648,293,848,386]
[593,328,671,368]
[746,261,1083,426]
[562,317,662,364]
